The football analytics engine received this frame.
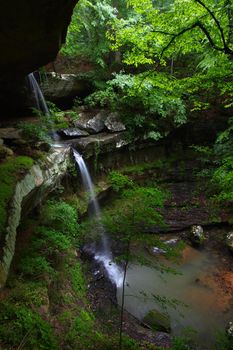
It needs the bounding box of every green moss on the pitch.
[40,200,79,238]
[0,302,58,349]
[9,281,48,307]
[143,309,171,332]
[121,160,163,175]
[69,262,86,298]
[19,256,56,278]
[0,156,33,237]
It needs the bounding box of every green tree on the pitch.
[61,0,129,69]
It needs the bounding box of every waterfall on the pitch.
[27,72,60,141]
[73,149,123,288]
[27,73,49,115]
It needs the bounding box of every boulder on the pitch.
[42,73,92,106]
[69,132,129,157]
[0,128,22,140]
[189,225,206,246]
[0,145,14,159]
[226,232,233,253]
[142,309,171,333]
[74,111,108,134]
[104,112,126,132]
[226,321,233,338]
[73,111,96,130]
[86,112,107,133]
[59,128,89,138]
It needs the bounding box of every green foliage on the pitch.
[41,200,79,238]
[32,227,72,253]
[0,156,33,236]
[84,71,186,136]
[108,170,134,191]
[9,281,49,307]
[19,256,55,278]
[18,121,51,142]
[102,185,166,238]
[69,262,86,298]
[212,156,233,203]
[215,331,233,350]
[61,0,128,69]
[108,0,233,115]
[60,309,114,350]
[0,302,58,349]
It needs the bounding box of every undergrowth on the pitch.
[0,156,33,237]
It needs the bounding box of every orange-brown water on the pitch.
[117,244,233,349]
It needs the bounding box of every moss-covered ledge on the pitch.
[0,146,70,288]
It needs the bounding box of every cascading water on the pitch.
[27,72,60,141]
[73,149,123,288]
[27,73,49,115]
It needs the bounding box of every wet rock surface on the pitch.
[226,231,233,253]
[59,127,89,138]
[42,73,91,106]
[0,128,22,140]
[73,110,126,134]
[66,132,129,157]
[142,309,171,333]
[189,225,206,246]
[104,112,126,132]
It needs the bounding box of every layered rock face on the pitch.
[0,0,78,116]
[0,146,70,288]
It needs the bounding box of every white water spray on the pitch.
[28,73,49,115]
[73,149,123,287]
[27,72,60,141]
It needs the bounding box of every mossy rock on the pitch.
[190,225,206,246]
[142,309,171,333]
[226,232,233,253]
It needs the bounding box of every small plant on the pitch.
[33,227,72,254]
[215,330,233,350]
[19,256,55,278]
[69,262,86,298]
[108,171,134,192]
[41,200,79,238]
[0,302,58,349]
[18,121,51,142]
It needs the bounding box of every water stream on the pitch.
[27,73,49,115]
[117,240,233,349]
[27,72,60,142]
[72,150,233,347]
[73,149,123,287]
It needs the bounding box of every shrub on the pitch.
[108,171,134,192]
[33,227,72,254]
[69,262,86,298]
[19,256,55,278]
[41,200,79,238]
[18,121,51,142]
[0,302,58,349]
